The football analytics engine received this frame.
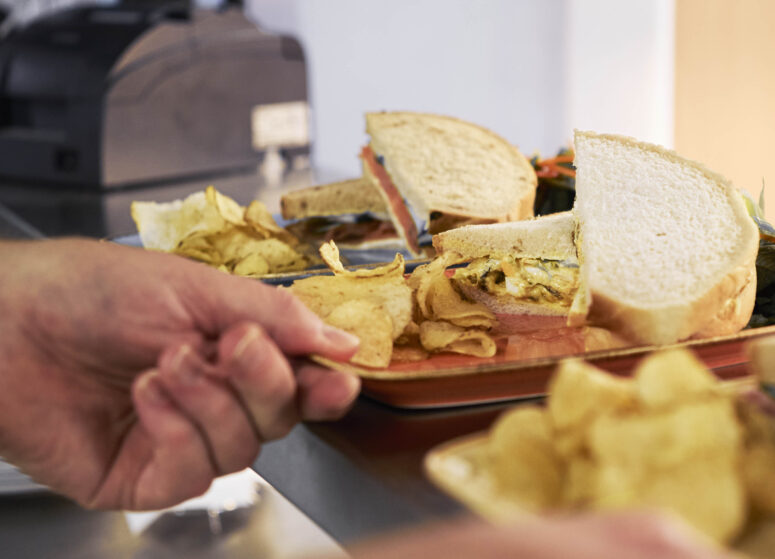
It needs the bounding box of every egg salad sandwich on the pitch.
[434,130,759,346]
[434,211,579,316]
[281,111,538,256]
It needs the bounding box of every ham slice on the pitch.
[361,145,422,256]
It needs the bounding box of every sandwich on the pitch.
[434,211,579,316]
[362,111,537,256]
[434,131,760,346]
[281,177,403,251]
[281,111,538,256]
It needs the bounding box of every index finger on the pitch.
[191,272,360,360]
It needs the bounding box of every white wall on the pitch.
[247,0,675,178]
[564,0,675,147]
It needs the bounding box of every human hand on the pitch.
[347,512,737,559]
[0,238,360,510]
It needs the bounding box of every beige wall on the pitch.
[675,0,775,219]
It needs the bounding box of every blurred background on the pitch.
[0,0,771,237]
[249,0,774,213]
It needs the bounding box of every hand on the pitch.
[0,238,360,510]
[347,512,737,559]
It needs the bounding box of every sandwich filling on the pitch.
[453,256,579,310]
[361,145,496,256]
[361,145,422,256]
[284,216,399,248]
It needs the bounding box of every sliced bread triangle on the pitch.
[570,130,759,345]
[365,112,537,224]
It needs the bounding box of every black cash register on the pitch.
[0,0,310,190]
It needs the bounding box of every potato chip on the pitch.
[600,456,747,544]
[588,397,741,470]
[547,359,635,457]
[634,349,719,409]
[232,252,270,277]
[390,344,429,362]
[408,255,453,319]
[320,240,406,279]
[591,462,643,508]
[289,273,413,341]
[319,241,347,273]
[209,228,258,263]
[419,320,496,358]
[244,200,297,245]
[325,300,394,368]
[425,271,496,329]
[486,349,759,545]
[132,191,227,251]
[205,185,246,226]
[247,239,307,273]
[563,454,598,506]
[489,406,563,510]
[132,186,308,276]
[174,232,221,264]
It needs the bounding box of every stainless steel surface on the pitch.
[0,200,43,238]
[0,163,319,239]
[0,470,346,559]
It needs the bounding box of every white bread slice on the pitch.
[433,211,577,262]
[280,178,388,220]
[434,212,579,316]
[364,112,537,224]
[570,130,759,345]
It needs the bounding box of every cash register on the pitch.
[0,0,310,190]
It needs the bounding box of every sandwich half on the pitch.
[435,131,759,346]
[281,178,402,250]
[361,111,538,256]
[569,130,759,345]
[433,211,579,316]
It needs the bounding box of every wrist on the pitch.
[0,240,46,455]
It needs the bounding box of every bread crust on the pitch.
[582,261,756,345]
[281,178,387,220]
[432,211,577,261]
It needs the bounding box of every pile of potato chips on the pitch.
[406,255,497,360]
[488,348,775,544]
[288,242,498,368]
[131,186,313,277]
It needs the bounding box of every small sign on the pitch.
[251,101,310,150]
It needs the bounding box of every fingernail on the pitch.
[321,324,360,349]
[170,345,199,385]
[232,326,261,363]
[140,374,170,407]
